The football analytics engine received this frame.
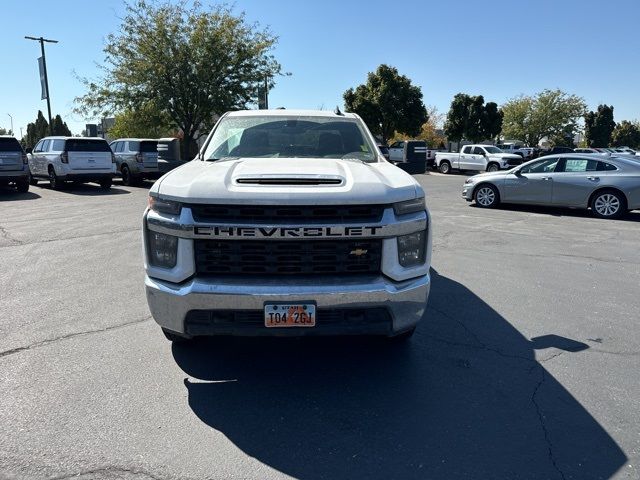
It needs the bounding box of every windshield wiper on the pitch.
[206,156,239,162]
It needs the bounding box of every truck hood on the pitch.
[488,153,522,160]
[152,158,422,205]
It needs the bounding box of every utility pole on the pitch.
[25,36,58,135]
[7,113,13,135]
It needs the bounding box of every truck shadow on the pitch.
[37,183,130,196]
[0,187,41,201]
[172,270,626,479]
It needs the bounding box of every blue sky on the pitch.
[2,0,639,137]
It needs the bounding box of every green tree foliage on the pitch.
[444,94,503,143]
[108,102,174,139]
[51,115,72,136]
[501,89,586,147]
[0,127,12,135]
[343,64,428,144]
[484,102,503,142]
[24,111,50,148]
[390,106,446,148]
[550,125,577,147]
[75,0,282,160]
[443,94,470,143]
[584,104,615,147]
[611,120,640,148]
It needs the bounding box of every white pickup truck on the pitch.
[435,145,523,174]
[143,109,432,343]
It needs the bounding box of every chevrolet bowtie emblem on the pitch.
[350,248,368,256]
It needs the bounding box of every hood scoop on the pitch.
[235,175,344,186]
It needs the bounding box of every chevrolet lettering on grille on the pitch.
[193,225,382,238]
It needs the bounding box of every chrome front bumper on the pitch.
[145,273,430,337]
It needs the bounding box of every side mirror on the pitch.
[514,169,523,176]
[26,147,33,154]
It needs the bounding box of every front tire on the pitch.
[29,172,38,186]
[591,190,625,219]
[439,161,451,174]
[486,162,499,172]
[474,184,500,208]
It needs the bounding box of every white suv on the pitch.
[28,137,116,190]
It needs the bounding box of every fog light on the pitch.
[148,231,178,268]
[397,231,426,267]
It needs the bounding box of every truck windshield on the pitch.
[203,115,378,162]
[484,146,503,154]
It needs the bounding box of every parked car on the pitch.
[157,138,187,173]
[539,146,574,157]
[143,109,431,342]
[462,154,640,218]
[574,148,605,154]
[388,140,427,174]
[110,138,160,186]
[0,136,29,193]
[613,147,636,155]
[377,144,390,160]
[435,145,523,174]
[27,137,115,190]
[496,144,533,159]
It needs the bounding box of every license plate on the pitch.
[264,303,316,328]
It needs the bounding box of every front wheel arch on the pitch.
[473,182,501,208]
[589,188,628,218]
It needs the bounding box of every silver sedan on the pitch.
[462,154,640,218]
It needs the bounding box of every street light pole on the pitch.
[7,114,13,135]
[25,36,58,135]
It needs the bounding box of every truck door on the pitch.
[388,141,405,162]
[472,146,488,170]
[459,146,474,169]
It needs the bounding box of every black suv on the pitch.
[0,136,29,192]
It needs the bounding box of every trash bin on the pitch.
[157,138,186,173]
[395,140,427,174]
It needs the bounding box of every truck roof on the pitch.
[225,109,360,120]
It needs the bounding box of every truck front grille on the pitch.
[194,239,382,276]
[189,204,385,224]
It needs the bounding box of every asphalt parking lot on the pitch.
[1,173,638,480]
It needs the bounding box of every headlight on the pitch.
[397,230,426,267]
[393,197,425,216]
[148,196,182,215]
[147,231,178,268]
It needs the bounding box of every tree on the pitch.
[51,115,72,136]
[465,95,487,143]
[584,104,615,147]
[75,0,282,160]
[443,94,471,144]
[108,102,175,139]
[484,102,503,142]
[501,89,586,147]
[444,94,503,144]
[24,111,49,148]
[0,127,12,135]
[611,120,640,148]
[343,64,428,144]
